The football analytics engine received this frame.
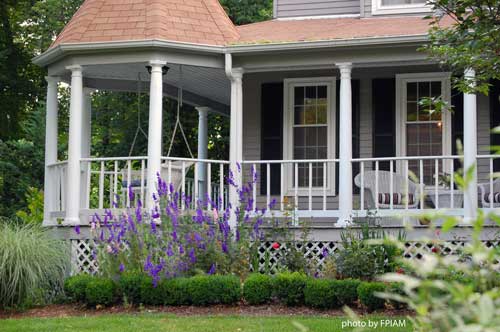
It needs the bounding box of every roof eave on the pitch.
[33,34,429,67]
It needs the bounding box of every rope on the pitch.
[128,73,148,157]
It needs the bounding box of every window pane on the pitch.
[418,81,430,98]
[294,127,305,147]
[407,123,443,184]
[294,87,304,106]
[381,0,425,5]
[430,81,441,98]
[294,106,304,125]
[305,86,316,105]
[304,105,316,124]
[317,104,327,124]
[407,82,417,101]
[317,86,327,100]
[407,102,418,121]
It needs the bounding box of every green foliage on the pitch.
[219,0,272,25]
[15,187,44,224]
[85,278,116,307]
[304,279,339,309]
[274,272,308,306]
[357,282,387,312]
[242,273,274,305]
[423,0,500,95]
[186,275,240,306]
[118,271,145,305]
[64,274,94,303]
[162,277,190,306]
[0,223,68,308]
[139,276,164,306]
[333,279,361,306]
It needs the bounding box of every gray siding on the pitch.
[275,0,360,18]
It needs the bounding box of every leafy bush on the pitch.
[85,278,116,307]
[357,282,386,311]
[139,276,164,305]
[274,272,308,306]
[187,275,240,306]
[304,279,338,309]
[118,271,146,305]
[243,274,274,305]
[64,274,94,303]
[333,279,361,306]
[15,187,44,224]
[387,282,406,310]
[162,277,190,306]
[0,223,68,308]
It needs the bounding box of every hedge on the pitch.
[85,278,116,307]
[274,272,308,306]
[187,275,240,306]
[243,273,274,305]
[64,274,94,303]
[357,282,387,311]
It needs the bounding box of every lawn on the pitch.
[0,314,412,332]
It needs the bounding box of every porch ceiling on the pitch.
[74,62,230,114]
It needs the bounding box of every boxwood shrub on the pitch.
[187,275,240,306]
[357,282,387,311]
[118,271,146,305]
[274,272,308,306]
[243,274,274,305]
[333,279,361,306]
[304,279,338,309]
[163,277,190,306]
[85,277,116,307]
[64,274,94,303]
[139,276,164,305]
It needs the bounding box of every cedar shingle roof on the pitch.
[50,0,453,49]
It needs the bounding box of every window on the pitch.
[283,78,336,195]
[396,73,451,184]
[372,0,429,15]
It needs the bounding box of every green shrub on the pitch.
[163,277,190,306]
[333,279,361,306]
[243,274,274,305]
[304,279,338,309]
[64,274,94,303]
[139,277,164,305]
[357,282,386,311]
[388,282,406,310]
[118,271,146,305]
[274,272,308,306]
[85,278,116,307]
[187,275,240,306]
[0,223,68,308]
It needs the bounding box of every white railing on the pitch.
[477,155,500,209]
[241,159,340,218]
[46,160,68,215]
[351,155,462,215]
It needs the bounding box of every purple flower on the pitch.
[179,244,184,254]
[207,264,216,275]
[119,263,125,273]
[322,246,329,258]
[74,225,80,235]
[189,248,196,263]
[128,186,135,203]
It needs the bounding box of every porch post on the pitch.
[228,68,244,228]
[146,60,166,210]
[196,106,209,200]
[43,76,59,226]
[81,88,92,209]
[463,68,478,222]
[65,65,84,225]
[337,63,353,226]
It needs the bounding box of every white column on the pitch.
[65,65,84,225]
[146,60,166,210]
[81,88,92,209]
[337,63,353,226]
[43,76,59,226]
[463,68,478,222]
[228,68,244,228]
[196,106,209,200]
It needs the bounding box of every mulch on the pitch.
[0,304,413,320]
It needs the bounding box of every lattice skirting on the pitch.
[69,239,500,275]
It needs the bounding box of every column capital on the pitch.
[231,67,244,81]
[196,106,210,116]
[337,62,352,77]
[66,64,82,73]
[45,76,60,85]
[148,60,167,67]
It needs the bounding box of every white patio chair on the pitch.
[479,178,500,208]
[354,170,420,209]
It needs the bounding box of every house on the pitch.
[35,0,500,235]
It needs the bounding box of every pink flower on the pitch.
[106,245,112,253]
[272,242,280,250]
[431,247,439,254]
[213,208,219,221]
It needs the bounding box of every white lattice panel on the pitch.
[70,239,98,275]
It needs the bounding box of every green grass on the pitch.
[0,313,412,332]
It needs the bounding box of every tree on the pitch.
[424,0,500,94]
[220,0,273,25]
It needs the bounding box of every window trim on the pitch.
[283,77,337,196]
[395,72,452,163]
[371,0,431,15]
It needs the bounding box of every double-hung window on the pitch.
[372,0,430,15]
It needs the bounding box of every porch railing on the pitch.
[46,160,68,216]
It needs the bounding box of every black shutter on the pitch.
[372,78,396,170]
[335,79,360,194]
[451,87,464,173]
[490,80,500,170]
[260,82,283,195]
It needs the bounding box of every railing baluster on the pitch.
[280,163,284,212]
[294,162,299,210]
[490,157,494,209]
[308,162,313,211]
[419,159,424,210]
[323,162,327,211]
[99,161,105,209]
[219,164,224,210]
[375,161,379,210]
[253,163,257,212]
[405,160,409,210]
[86,162,91,209]
[389,160,394,210]
[450,159,454,208]
[207,163,212,210]
[181,161,186,210]
[194,162,199,207]
[360,161,364,211]
[126,160,132,208]
[140,159,145,205]
[266,163,271,209]
[434,158,439,209]
[113,161,118,207]
[168,160,172,185]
